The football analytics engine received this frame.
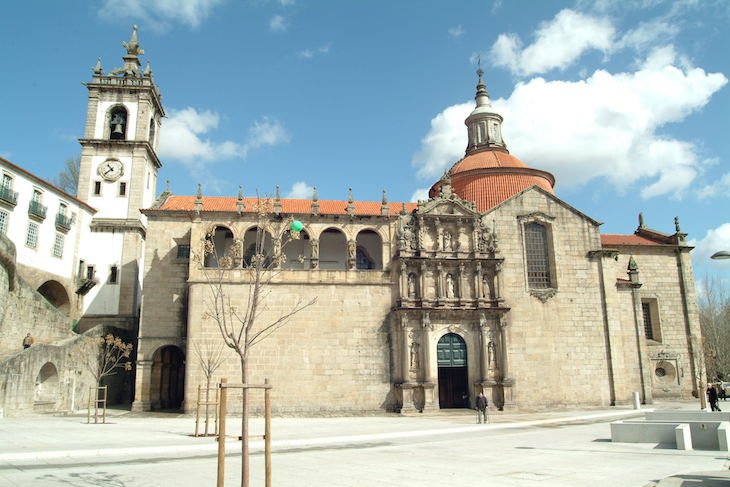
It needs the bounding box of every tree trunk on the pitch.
[205,376,211,435]
[241,356,249,487]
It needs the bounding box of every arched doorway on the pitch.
[437,333,468,408]
[35,362,59,407]
[151,346,185,411]
[37,280,70,314]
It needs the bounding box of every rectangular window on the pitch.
[52,233,64,258]
[78,260,85,279]
[119,181,127,196]
[94,181,102,196]
[642,303,653,340]
[32,189,42,202]
[1,174,12,188]
[25,222,39,248]
[86,265,95,280]
[177,244,191,259]
[0,209,7,235]
[642,299,661,342]
[524,223,551,288]
[109,265,119,284]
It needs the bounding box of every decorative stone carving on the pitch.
[446,273,455,298]
[407,273,417,298]
[397,214,417,251]
[530,288,557,303]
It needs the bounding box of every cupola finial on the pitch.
[464,67,507,155]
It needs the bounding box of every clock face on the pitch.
[98,159,124,181]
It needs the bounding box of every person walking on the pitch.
[22,333,34,349]
[707,386,721,412]
[476,392,489,424]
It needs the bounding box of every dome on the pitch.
[427,71,555,213]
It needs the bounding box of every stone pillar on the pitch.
[478,314,490,382]
[399,315,417,413]
[475,262,484,301]
[310,239,319,269]
[420,262,427,303]
[421,313,436,410]
[628,260,653,405]
[436,263,443,301]
[131,359,153,411]
[399,262,407,300]
[434,218,442,251]
[457,262,465,303]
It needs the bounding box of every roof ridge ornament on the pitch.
[92,57,103,75]
[123,25,144,57]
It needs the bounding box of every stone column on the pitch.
[310,239,319,270]
[498,317,510,382]
[457,262,465,303]
[420,262,427,303]
[434,218,442,251]
[436,263,443,301]
[399,262,407,300]
[475,262,484,301]
[478,314,490,383]
[399,314,417,413]
[131,359,153,411]
[628,259,652,405]
[421,313,436,410]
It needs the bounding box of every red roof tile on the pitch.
[451,150,529,172]
[153,196,418,216]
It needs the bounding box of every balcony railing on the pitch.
[56,212,73,231]
[28,200,48,220]
[0,186,18,206]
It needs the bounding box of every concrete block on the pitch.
[610,421,682,446]
[674,424,692,450]
[718,422,729,452]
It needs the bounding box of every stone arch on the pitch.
[204,225,235,268]
[355,229,382,270]
[107,104,129,140]
[150,345,185,411]
[37,280,70,314]
[319,227,347,270]
[282,228,311,270]
[243,226,274,268]
[34,362,59,405]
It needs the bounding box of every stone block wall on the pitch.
[0,235,75,359]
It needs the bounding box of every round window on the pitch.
[655,367,666,377]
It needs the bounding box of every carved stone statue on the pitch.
[310,238,319,259]
[397,214,416,251]
[446,273,455,298]
[487,341,496,369]
[407,273,417,298]
[347,239,356,260]
[409,340,420,369]
[443,231,452,251]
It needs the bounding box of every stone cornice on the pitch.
[90,218,147,237]
[78,139,162,169]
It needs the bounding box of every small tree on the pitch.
[194,196,316,487]
[54,155,81,195]
[84,333,134,386]
[192,339,225,435]
[83,334,133,422]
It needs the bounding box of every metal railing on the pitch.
[55,212,73,230]
[28,200,47,219]
[0,185,18,206]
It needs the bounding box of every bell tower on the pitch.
[76,26,165,332]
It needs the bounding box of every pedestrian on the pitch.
[476,392,489,424]
[707,386,721,412]
[22,333,34,349]
[721,388,727,401]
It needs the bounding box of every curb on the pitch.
[0,409,646,462]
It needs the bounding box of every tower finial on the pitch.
[92,57,103,75]
[123,25,144,56]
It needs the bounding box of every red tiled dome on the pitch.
[430,150,555,213]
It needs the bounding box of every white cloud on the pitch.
[617,19,679,52]
[690,223,730,270]
[410,188,430,203]
[285,181,313,199]
[490,9,615,76]
[297,44,330,59]
[159,108,289,167]
[98,0,224,29]
[411,50,727,199]
[698,172,730,199]
[269,14,288,32]
[448,25,464,38]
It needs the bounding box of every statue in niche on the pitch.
[348,239,356,260]
[487,341,496,369]
[310,238,319,259]
[407,273,417,298]
[481,275,489,298]
[409,340,420,369]
[443,231,452,251]
[477,219,496,253]
[446,273,455,298]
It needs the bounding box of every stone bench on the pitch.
[644,411,730,423]
[611,419,729,451]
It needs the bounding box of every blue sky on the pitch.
[1,0,729,283]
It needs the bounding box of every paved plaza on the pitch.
[0,401,728,486]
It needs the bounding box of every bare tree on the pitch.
[54,155,81,195]
[194,197,316,487]
[83,334,134,387]
[698,276,730,382]
[192,339,225,435]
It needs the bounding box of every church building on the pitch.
[0,28,705,415]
